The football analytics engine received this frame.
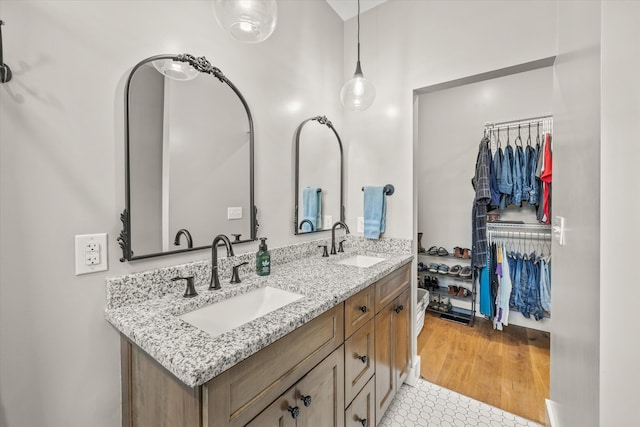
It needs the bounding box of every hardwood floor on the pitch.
[417,311,550,424]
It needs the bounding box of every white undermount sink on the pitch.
[179,286,304,338]
[336,255,385,268]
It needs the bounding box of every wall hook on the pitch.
[0,20,12,83]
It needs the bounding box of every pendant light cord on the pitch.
[354,0,363,77]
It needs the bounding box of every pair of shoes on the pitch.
[457,287,469,297]
[448,285,459,295]
[459,266,472,279]
[427,246,450,256]
[437,264,449,274]
[448,265,462,276]
[424,275,440,291]
[453,247,472,259]
[417,262,428,272]
[427,263,439,273]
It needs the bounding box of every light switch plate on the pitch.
[75,233,108,275]
[227,207,243,220]
[323,215,333,228]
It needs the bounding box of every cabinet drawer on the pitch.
[374,264,410,313]
[344,286,374,338]
[344,318,375,405]
[203,304,344,426]
[345,376,375,427]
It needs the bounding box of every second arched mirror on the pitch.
[294,115,344,235]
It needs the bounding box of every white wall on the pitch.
[550,1,602,425]
[0,1,343,426]
[600,2,640,425]
[417,67,553,332]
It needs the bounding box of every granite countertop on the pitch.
[106,246,412,388]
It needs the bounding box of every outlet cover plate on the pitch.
[357,217,364,233]
[75,233,108,275]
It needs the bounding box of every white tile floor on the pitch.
[380,379,543,427]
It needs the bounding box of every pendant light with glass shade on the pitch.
[340,0,375,111]
[212,0,278,43]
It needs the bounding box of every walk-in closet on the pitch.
[415,62,554,424]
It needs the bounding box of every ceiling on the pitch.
[325,0,388,21]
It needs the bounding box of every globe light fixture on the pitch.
[212,0,278,43]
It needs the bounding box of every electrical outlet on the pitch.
[357,217,364,233]
[323,215,333,228]
[75,233,108,275]
[227,207,243,220]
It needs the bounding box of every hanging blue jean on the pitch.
[528,143,539,206]
[512,145,524,206]
[508,252,522,310]
[526,256,545,321]
[494,147,503,191]
[540,258,551,312]
[499,145,514,209]
[521,145,532,202]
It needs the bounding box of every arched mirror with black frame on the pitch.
[293,115,344,235]
[118,53,257,261]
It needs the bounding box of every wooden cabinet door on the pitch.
[345,376,375,427]
[296,346,345,427]
[393,288,411,388]
[344,286,374,338]
[245,387,297,427]
[374,303,394,425]
[344,318,375,405]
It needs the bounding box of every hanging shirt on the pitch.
[500,244,512,326]
[512,145,524,206]
[489,147,500,208]
[499,145,514,210]
[472,137,491,269]
[529,143,539,206]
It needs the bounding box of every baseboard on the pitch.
[545,399,559,427]
[405,355,421,386]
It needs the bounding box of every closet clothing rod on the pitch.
[487,223,551,230]
[487,230,551,241]
[484,114,553,129]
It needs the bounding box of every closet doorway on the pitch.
[414,60,554,424]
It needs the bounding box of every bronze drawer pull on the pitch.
[394,305,404,313]
[359,305,368,313]
[358,417,368,426]
[288,406,300,419]
[300,395,312,407]
[357,354,368,364]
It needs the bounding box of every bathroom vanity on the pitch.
[107,242,412,427]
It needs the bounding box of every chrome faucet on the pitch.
[330,221,350,255]
[299,219,315,232]
[209,234,234,290]
[174,228,193,248]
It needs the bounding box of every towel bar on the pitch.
[361,184,394,196]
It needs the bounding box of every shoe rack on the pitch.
[417,251,476,326]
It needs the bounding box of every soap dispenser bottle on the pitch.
[256,237,271,276]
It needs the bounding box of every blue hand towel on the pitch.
[363,186,386,239]
[302,187,322,232]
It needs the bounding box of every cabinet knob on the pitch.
[357,354,368,364]
[288,406,300,419]
[300,394,312,407]
[358,417,368,426]
[358,305,368,313]
[394,305,404,313]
